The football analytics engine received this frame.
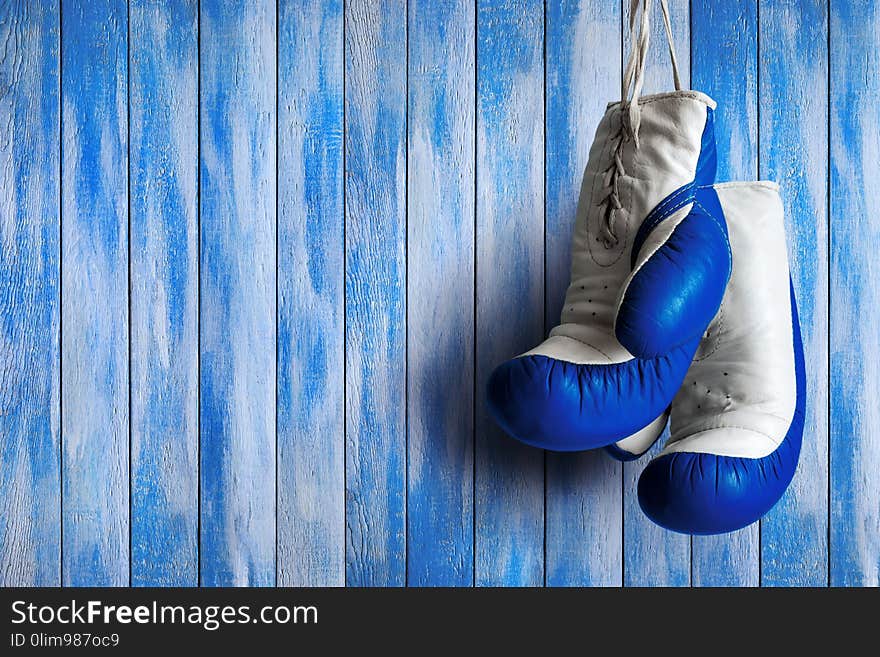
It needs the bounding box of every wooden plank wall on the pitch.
[277,0,345,587]
[199,0,277,585]
[0,0,60,586]
[475,0,545,587]
[344,0,407,586]
[408,0,475,586]
[61,0,129,587]
[1,0,877,587]
[829,0,880,586]
[129,0,199,588]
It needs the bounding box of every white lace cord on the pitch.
[625,0,652,147]
[658,0,683,92]
[624,0,682,143]
[598,0,681,248]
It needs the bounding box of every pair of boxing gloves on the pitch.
[487,91,805,535]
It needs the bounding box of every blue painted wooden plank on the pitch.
[690,0,760,588]
[621,0,691,588]
[200,0,276,586]
[0,0,60,586]
[475,0,545,587]
[277,0,345,587]
[344,0,407,586]
[61,0,129,586]
[758,0,828,587]
[407,0,475,586]
[829,0,880,587]
[544,0,623,588]
[129,0,199,587]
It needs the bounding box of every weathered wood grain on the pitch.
[544,0,623,588]
[277,0,345,587]
[129,0,199,588]
[61,0,129,586]
[690,0,760,587]
[0,0,60,586]
[3,0,873,591]
[407,0,475,586]
[758,0,828,587]
[829,0,880,587]
[621,0,691,587]
[199,0,276,586]
[344,0,407,586]
[475,0,545,587]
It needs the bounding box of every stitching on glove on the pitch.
[606,91,713,111]
[542,334,616,364]
[636,183,695,242]
[668,424,784,451]
[630,95,697,108]
[690,197,733,267]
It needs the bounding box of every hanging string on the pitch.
[658,0,683,92]
[597,0,682,248]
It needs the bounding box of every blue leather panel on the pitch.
[616,108,727,359]
[636,285,805,535]
[693,107,718,187]
[605,441,651,462]
[616,185,731,359]
[486,338,699,452]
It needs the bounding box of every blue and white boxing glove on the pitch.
[487,90,730,451]
[609,182,805,535]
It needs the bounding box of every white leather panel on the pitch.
[523,334,631,365]
[614,411,669,457]
[605,89,717,112]
[660,182,797,459]
[537,91,714,366]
